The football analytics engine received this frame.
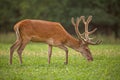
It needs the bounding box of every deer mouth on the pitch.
[87,57,93,61]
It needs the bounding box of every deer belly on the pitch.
[31,36,47,42]
[31,35,62,46]
[31,36,55,44]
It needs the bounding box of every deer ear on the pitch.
[87,16,92,23]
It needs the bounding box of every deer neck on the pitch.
[66,35,81,49]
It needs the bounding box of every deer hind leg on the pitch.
[10,40,21,64]
[57,45,68,64]
[17,39,29,64]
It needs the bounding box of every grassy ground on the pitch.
[0,43,120,80]
[0,33,120,80]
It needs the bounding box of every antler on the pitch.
[71,15,101,45]
[71,16,85,41]
[81,15,101,45]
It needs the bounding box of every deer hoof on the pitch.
[64,62,68,65]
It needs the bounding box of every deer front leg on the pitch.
[65,50,68,65]
[48,45,52,64]
[58,45,68,64]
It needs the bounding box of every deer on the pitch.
[10,15,101,65]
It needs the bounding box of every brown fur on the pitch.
[10,19,80,64]
[14,19,80,47]
[10,19,93,65]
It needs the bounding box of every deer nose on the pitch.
[87,57,93,61]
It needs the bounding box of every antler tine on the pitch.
[71,17,80,39]
[71,17,76,27]
[71,17,82,28]
[76,17,85,40]
[71,17,85,41]
[87,16,92,24]
[81,16,85,23]
[81,16,89,40]
[88,28,97,35]
[76,17,81,27]
[87,40,102,45]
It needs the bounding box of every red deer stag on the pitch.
[10,16,101,64]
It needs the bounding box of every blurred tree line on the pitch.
[0,0,120,38]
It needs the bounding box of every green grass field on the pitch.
[0,33,120,80]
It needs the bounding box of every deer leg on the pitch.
[10,40,21,64]
[17,40,29,64]
[58,45,68,64]
[48,45,52,64]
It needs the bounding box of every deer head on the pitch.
[71,16,101,61]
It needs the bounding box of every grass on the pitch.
[0,43,120,80]
[0,33,120,80]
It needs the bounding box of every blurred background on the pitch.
[0,0,120,44]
